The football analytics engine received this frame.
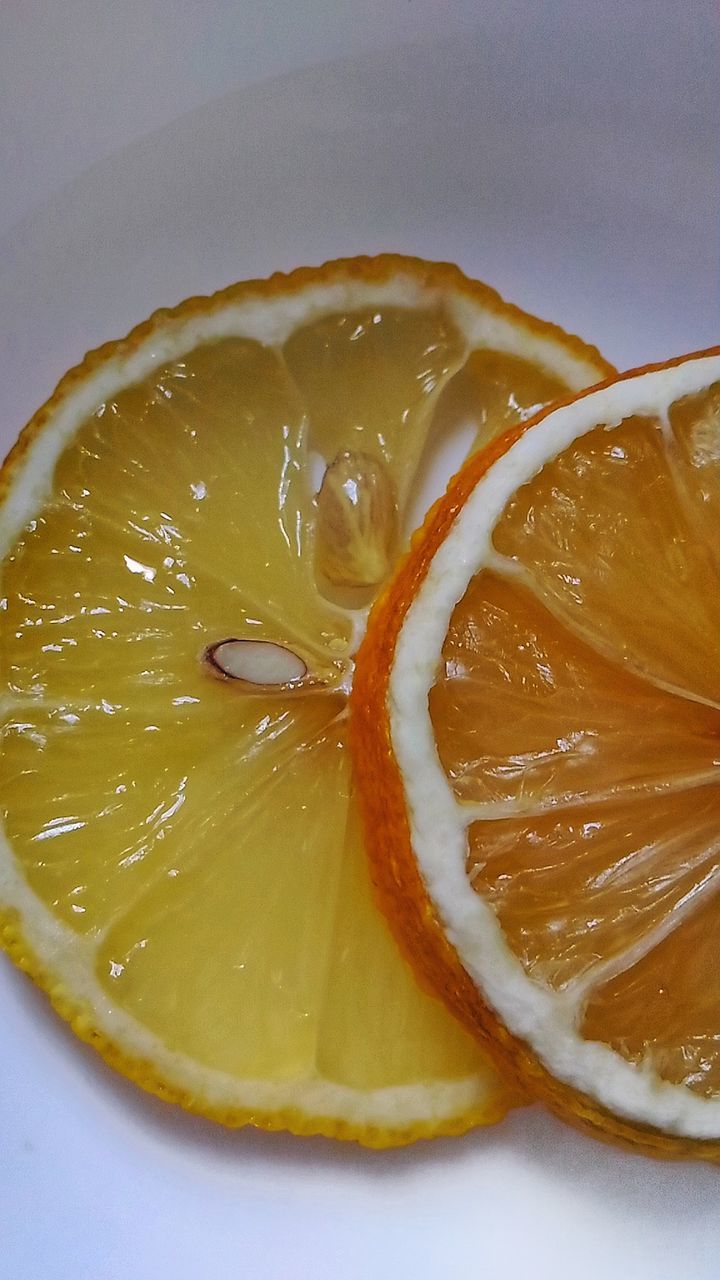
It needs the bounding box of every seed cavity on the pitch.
[315,450,397,589]
[205,639,307,687]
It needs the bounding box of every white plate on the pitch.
[1,4,719,1277]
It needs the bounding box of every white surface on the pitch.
[0,3,719,1278]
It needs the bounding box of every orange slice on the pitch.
[0,255,611,1145]
[353,346,720,1158]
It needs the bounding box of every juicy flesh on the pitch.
[430,391,720,1097]
[0,302,568,1099]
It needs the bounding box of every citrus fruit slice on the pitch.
[353,345,720,1157]
[0,255,611,1145]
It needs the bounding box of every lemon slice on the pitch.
[353,345,720,1157]
[0,255,611,1144]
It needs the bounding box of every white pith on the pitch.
[390,350,720,1139]
[0,265,607,1130]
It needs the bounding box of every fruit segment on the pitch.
[582,885,720,1096]
[315,794,484,1090]
[492,415,720,705]
[96,703,350,1078]
[434,347,569,456]
[431,571,720,814]
[283,306,467,507]
[465,784,720,992]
